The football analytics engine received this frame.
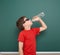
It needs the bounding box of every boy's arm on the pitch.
[38,18,47,32]
[18,42,24,55]
[32,16,47,32]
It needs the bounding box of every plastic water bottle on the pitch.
[36,12,45,18]
[32,12,45,22]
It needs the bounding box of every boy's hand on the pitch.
[32,16,41,22]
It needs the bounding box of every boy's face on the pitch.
[23,17,33,27]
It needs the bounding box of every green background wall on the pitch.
[0,0,60,52]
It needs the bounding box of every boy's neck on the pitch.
[24,26,31,30]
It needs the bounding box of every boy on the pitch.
[16,16,47,55]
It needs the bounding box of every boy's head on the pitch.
[16,16,33,30]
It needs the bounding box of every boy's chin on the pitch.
[31,23,33,25]
[30,24,33,26]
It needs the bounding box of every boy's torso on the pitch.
[22,29,36,55]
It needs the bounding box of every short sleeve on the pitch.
[18,32,24,42]
[32,28,40,36]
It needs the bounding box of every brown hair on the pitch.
[16,16,26,30]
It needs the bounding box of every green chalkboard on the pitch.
[0,0,60,52]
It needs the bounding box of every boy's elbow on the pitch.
[45,26,47,30]
[40,26,47,32]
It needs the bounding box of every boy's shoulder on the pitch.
[32,28,40,30]
[19,30,24,35]
[19,28,39,33]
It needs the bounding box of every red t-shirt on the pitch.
[18,28,40,55]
